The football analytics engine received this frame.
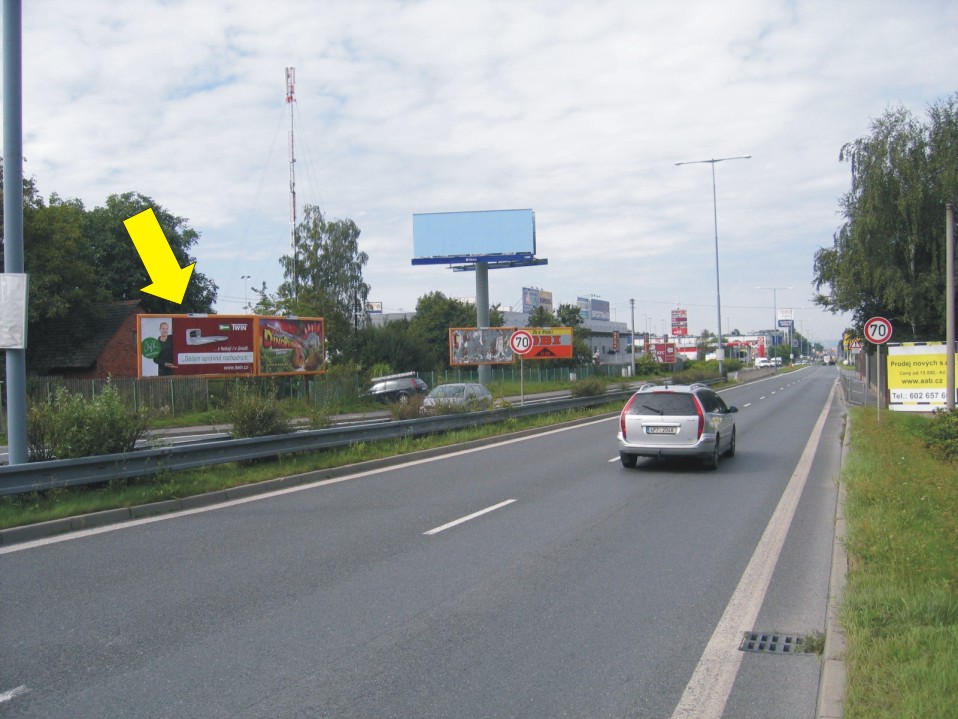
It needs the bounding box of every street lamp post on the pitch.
[676,155,751,374]
[241,275,251,311]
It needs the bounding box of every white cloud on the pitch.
[9,0,958,342]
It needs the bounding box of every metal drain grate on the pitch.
[740,631,806,654]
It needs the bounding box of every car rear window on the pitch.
[627,393,697,416]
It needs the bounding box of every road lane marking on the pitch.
[0,686,29,704]
[423,499,516,535]
[669,381,837,719]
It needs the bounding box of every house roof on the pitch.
[28,300,142,375]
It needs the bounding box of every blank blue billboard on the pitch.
[412,209,536,265]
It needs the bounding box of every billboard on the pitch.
[522,288,553,313]
[651,343,677,364]
[671,308,688,336]
[450,327,516,365]
[138,315,255,378]
[519,327,574,359]
[412,209,536,265]
[138,315,325,378]
[258,316,326,376]
[888,342,957,412]
[578,297,609,321]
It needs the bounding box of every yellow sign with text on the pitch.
[887,343,956,411]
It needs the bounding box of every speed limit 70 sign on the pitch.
[864,317,893,344]
[510,330,533,355]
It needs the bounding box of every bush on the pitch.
[223,383,292,438]
[570,378,607,397]
[922,408,958,462]
[27,382,150,460]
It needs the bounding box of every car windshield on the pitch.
[628,393,697,416]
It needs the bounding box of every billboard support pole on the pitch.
[476,262,490,386]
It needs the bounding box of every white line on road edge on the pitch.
[424,499,517,535]
[670,381,837,719]
[0,685,29,704]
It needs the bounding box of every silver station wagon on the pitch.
[617,383,738,470]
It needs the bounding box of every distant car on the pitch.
[754,357,771,368]
[365,373,429,404]
[421,382,493,413]
[617,383,738,470]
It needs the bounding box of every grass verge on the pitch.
[0,402,621,530]
[841,407,958,719]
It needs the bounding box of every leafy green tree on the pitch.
[355,318,433,375]
[408,292,479,370]
[84,192,217,314]
[526,305,556,327]
[814,93,958,341]
[276,204,370,358]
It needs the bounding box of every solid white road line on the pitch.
[424,499,517,536]
[0,685,29,704]
[669,381,837,719]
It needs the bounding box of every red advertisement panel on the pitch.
[138,315,255,378]
[651,343,676,363]
[257,316,326,376]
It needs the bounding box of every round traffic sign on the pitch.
[510,330,533,355]
[864,316,893,344]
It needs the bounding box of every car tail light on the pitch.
[693,396,705,439]
[620,395,637,439]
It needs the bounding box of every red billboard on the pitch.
[651,343,677,363]
[138,314,325,378]
[138,315,255,378]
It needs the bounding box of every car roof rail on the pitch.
[370,371,419,382]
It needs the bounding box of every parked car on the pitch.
[365,372,429,403]
[421,382,493,413]
[617,383,738,470]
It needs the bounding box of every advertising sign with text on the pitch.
[888,342,956,411]
[138,315,255,378]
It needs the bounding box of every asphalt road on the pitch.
[0,366,844,718]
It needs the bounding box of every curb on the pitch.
[816,398,851,719]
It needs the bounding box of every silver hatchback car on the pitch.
[617,383,738,470]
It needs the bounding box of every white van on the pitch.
[755,357,771,368]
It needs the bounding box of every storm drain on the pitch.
[739,631,806,655]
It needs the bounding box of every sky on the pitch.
[7,0,958,347]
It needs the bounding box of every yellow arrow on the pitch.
[123,208,196,304]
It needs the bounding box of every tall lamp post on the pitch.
[756,286,792,359]
[241,275,251,312]
[676,155,751,374]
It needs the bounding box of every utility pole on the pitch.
[286,67,298,299]
[630,298,636,377]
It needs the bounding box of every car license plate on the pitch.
[646,426,677,435]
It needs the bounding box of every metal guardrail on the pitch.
[839,371,867,406]
[0,390,632,497]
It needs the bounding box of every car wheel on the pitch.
[703,439,720,470]
[724,427,736,458]
[620,452,637,469]
[397,391,410,403]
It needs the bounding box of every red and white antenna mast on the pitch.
[285,66,298,296]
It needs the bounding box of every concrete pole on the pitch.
[947,203,955,411]
[475,262,490,386]
[3,0,28,465]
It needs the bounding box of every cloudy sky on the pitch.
[10,0,958,345]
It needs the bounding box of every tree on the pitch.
[276,204,370,358]
[526,305,556,327]
[408,291,478,370]
[84,192,217,315]
[814,94,958,342]
[355,318,433,376]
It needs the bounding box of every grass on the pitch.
[841,407,958,719]
[0,400,623,530]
